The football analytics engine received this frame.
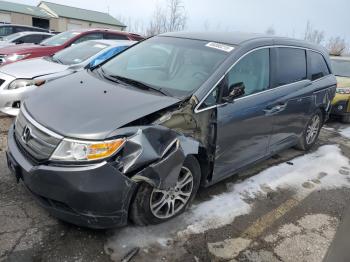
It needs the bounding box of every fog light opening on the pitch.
[12,101,21,109]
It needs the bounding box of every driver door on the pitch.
[212,48,275,180]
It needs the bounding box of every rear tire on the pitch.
[295,109,323,151]
[130,155,201,226]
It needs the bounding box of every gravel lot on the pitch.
[1,114,350,262]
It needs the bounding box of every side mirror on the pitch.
[15,40,24,44]
[223,82,245,103]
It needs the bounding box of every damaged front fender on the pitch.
[119,126,199,189]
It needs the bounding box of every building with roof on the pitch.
[0,0,51,29]
[0,0,126,32]
[38,1,126,32]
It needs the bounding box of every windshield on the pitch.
[41,31,80,46]
[2,32,23,42]
[331,59,350,77]
[52,41,109,65]
[101,36,231,97]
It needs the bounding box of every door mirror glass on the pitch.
[223,82,245,102]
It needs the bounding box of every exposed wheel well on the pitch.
[192,147,213,186]
[318,106,327,124]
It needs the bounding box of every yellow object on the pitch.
[332,76,350,113]
[87,139,125,160]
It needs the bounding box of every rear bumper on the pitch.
[6,125,137,229]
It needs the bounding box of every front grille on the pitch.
[14,109,62,161]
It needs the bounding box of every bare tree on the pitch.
[166,0,187,32]
[304,21,325,44]
[203,20,211,31]
[115,15,146,35]
[327,36,348,56]
[265,26,275,35]
[145,3,166,36]
[145,0,187,37]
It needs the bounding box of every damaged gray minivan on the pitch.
[6,32,336,228]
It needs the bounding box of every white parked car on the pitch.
[0,39,135,115]
[0,31,53,48]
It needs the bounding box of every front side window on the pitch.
[16,27,29,33]
[309,51,330,80]
[101,36,231,98]
[20,35,44,44]
[41,31,81,46]
[331,59,350,78]
[227,48,270,97]
[200,86,220,109]
[52,41,108,65]
[275,48,306,86]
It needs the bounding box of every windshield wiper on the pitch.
[114,75,169,96]
[102,72,169,96]
[51,56,62,64]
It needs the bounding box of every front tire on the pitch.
[130,155,201,226]
[295,109,323,151]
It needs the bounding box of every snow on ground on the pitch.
[323,126,336,132]
[105,145,350,258]
[339,126,350,139]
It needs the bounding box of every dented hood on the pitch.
[24,70,181,140]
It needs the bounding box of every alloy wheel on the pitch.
[306,114,321,145]
[150,166,194,219]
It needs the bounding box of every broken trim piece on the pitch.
[119,126,199,190]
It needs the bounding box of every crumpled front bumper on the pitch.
[6,125,138,229]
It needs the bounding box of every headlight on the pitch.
[336,87,350,94]
[7,79,46,90]
[50,138,125,162]
[5,53,31,62]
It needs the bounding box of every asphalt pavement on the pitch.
[1,115,350,262]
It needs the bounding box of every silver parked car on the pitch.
[0,31,54,48]
[0,39,135,115]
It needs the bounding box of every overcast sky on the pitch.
[13,0,350,41]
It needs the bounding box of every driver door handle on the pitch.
[264,102,287,115]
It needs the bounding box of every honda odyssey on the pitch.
[6,32,336,228]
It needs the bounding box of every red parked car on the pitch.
[0,28,143,66]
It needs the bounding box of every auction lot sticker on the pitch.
[206,42,234,52]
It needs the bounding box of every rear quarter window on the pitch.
[275,47,307,86]
[308,51,330,81]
